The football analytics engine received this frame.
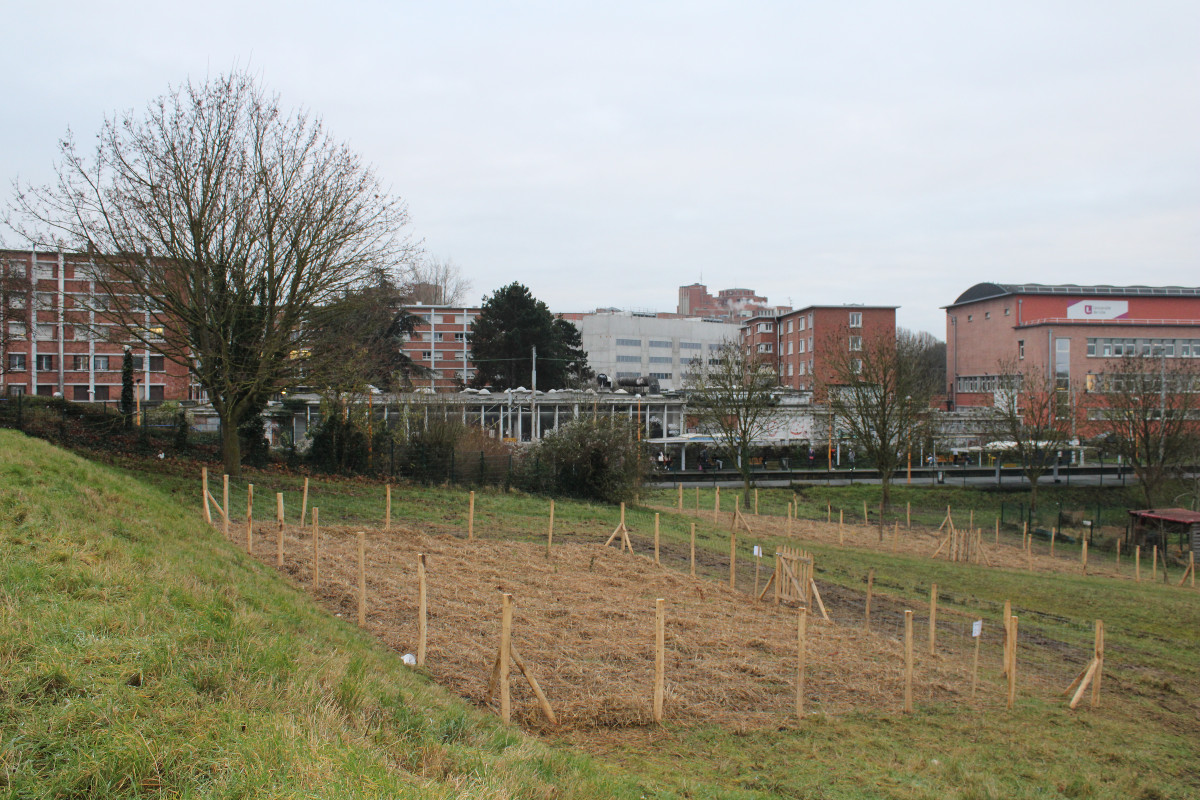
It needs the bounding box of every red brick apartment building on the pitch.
[0,249,192,402]
[677,283,791,322]
[944,282,1200,408]
[399,305,481,391]
[741,305,897,393]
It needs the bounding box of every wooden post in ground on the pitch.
[1190,552,1195,588]
[929,583,938,656]
[1152,545,1158,582]
[1002,599,1012,675]
[299,477,309,528]
[499,593,512,724]
[1082,539,1088,573]
[995,517,1000,545]
[864,568,874,632]
[357,531,366,626]
[1092,619,1104,706]
[796,606,807,719]
[729,530,737,589]
[863,499,868,525]
[904,610,914,713]
[1022,520,1028,550]
[385,485,391,531]
[690,523,696,577]
[547,500,555,559]
[839,509,844,544]
[827,502,831,524]
[1136,546,1141,582]
[222,474,230,539]
[753,545,762,597]
[653,598,665,723]
[245,484,254,554]
[1007,615,1018,709]
[417,553,428,666]
[1050,527,1057,557]
[754,488,759,515]
[714,486,720,521]
[906,501,911,529]
[275,493,284,568]
[732,495,739,530]
[969,509,974,532]
[468,491,475,541]
[677,483,683,512]
[202,467,212,524]
[311,507,320,589]
[654,513,660,566]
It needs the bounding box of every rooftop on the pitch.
[948,282,1200,307]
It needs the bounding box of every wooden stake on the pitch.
[299,477,309,528]
[357,531,366,626]
[547,500,555,559]
[827,502,831,524]
[385,484,391,531]
[1190,552,1195,588]
[1002,599,1012,677]
[969,509,974,531]
[653,598,665,723]
[509,644,556,725]
[690,523,696,577]
[604,503,633,552]
[903,610,914,713]
[995,517,1000,545]
[754,488,759,516]
[654,513,660,565]
[245,483,254,554]
[1092,619,1104,706]
[202,467,212,524]
[863,499,868,525]
[312,507,320,589]
[417,553,428,666]
[838,509,844,544]
[499,593,512,724]
[929,583,938,656]
[222,474,230,539]
[810,579,830,621]
[1081,539,1088,574]
[796,606,807,719]
[754,546,762,598]
[677,483,683,512]
[1007,616,1018,709]
[714,486,720,521]
[906,501,911,529]
[276,492,284,568]
[729,530,737,589]
[1050,527,1056,557]
[1136,546,1141,582]
[468,491,475,541]
[1152,545,1157,581]
[864,568,874,631]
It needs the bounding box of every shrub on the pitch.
[517,417,646,504]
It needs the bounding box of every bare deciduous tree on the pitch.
[407,256,471,306]
[684,341,781,503]
[10,71,415,475]
[1089,352,1200,508]
[822,327,939,516]
[987,361,1077,512]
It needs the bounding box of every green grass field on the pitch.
[4,433,1199,798]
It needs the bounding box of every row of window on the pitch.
[6,354,165,372]
[615,338,705,349]
[956,375,1022,393]
[6,384,168,401]
[617,354,683,364]
[1086,338,1200,358]
[5,322,164,342]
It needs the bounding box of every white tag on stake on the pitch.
[972,620,983,638]
[753,545,762,557]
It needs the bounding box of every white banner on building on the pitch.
[1066,300,1128,320]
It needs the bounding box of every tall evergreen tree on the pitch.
[120,349,134,430]
[469,283,590,391]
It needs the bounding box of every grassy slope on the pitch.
[19,446,1200,799]
[0,430,657,799]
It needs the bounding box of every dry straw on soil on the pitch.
[250,521,978,731]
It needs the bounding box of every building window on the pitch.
[36,384,54,397]
[757,322,773,333]
[453,332,465,341]
[7,353,26,372]
[966,314,973,322]
[786,321,793,333]
[648,356,672,364]
[649,340,672,348]
[616,355,641,363]
[848,312,862,328]
[36,324,55,341]
[849,336,862,351]
[984,311,991,320]
[1018,340,1024,359]
[93,385,110,401]
[148,385,165,401]
[798,339,806,354]
[648,372,672,380]
[799,317,806,332]
[788,341,794,355]
[798,362,806,376]
[72,385,90,401]
[70,355,89,371]
[421,351,432,360]
[148,355,165,372]
[35,354,54,371]
[616,338,641,347]
[851,359,863,374]
[94,355,110,371]
[1004,307,1010,316]
[757,343,773,353]
[680,342,701,350]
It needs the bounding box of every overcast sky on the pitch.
[3,1,1197,336]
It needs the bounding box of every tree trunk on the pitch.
[1029,478,1039,514]
[221,412,243,478]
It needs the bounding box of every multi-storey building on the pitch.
[944,282,1200,408]
[0,249,191,401]
[575,310,739,391]
[677,283,791,322]
[399,304,481,391]
[741,305,897,393]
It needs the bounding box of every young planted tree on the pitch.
[10,71,414,476]
[684,341,781,504]
[987,361,1077,512]
[822,328,939,515]
[1090,351,1200,508]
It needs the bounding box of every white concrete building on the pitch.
[573,311,740,391]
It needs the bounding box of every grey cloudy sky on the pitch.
[3,1,1197,337]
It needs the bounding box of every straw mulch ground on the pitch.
[252,523,979,731]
